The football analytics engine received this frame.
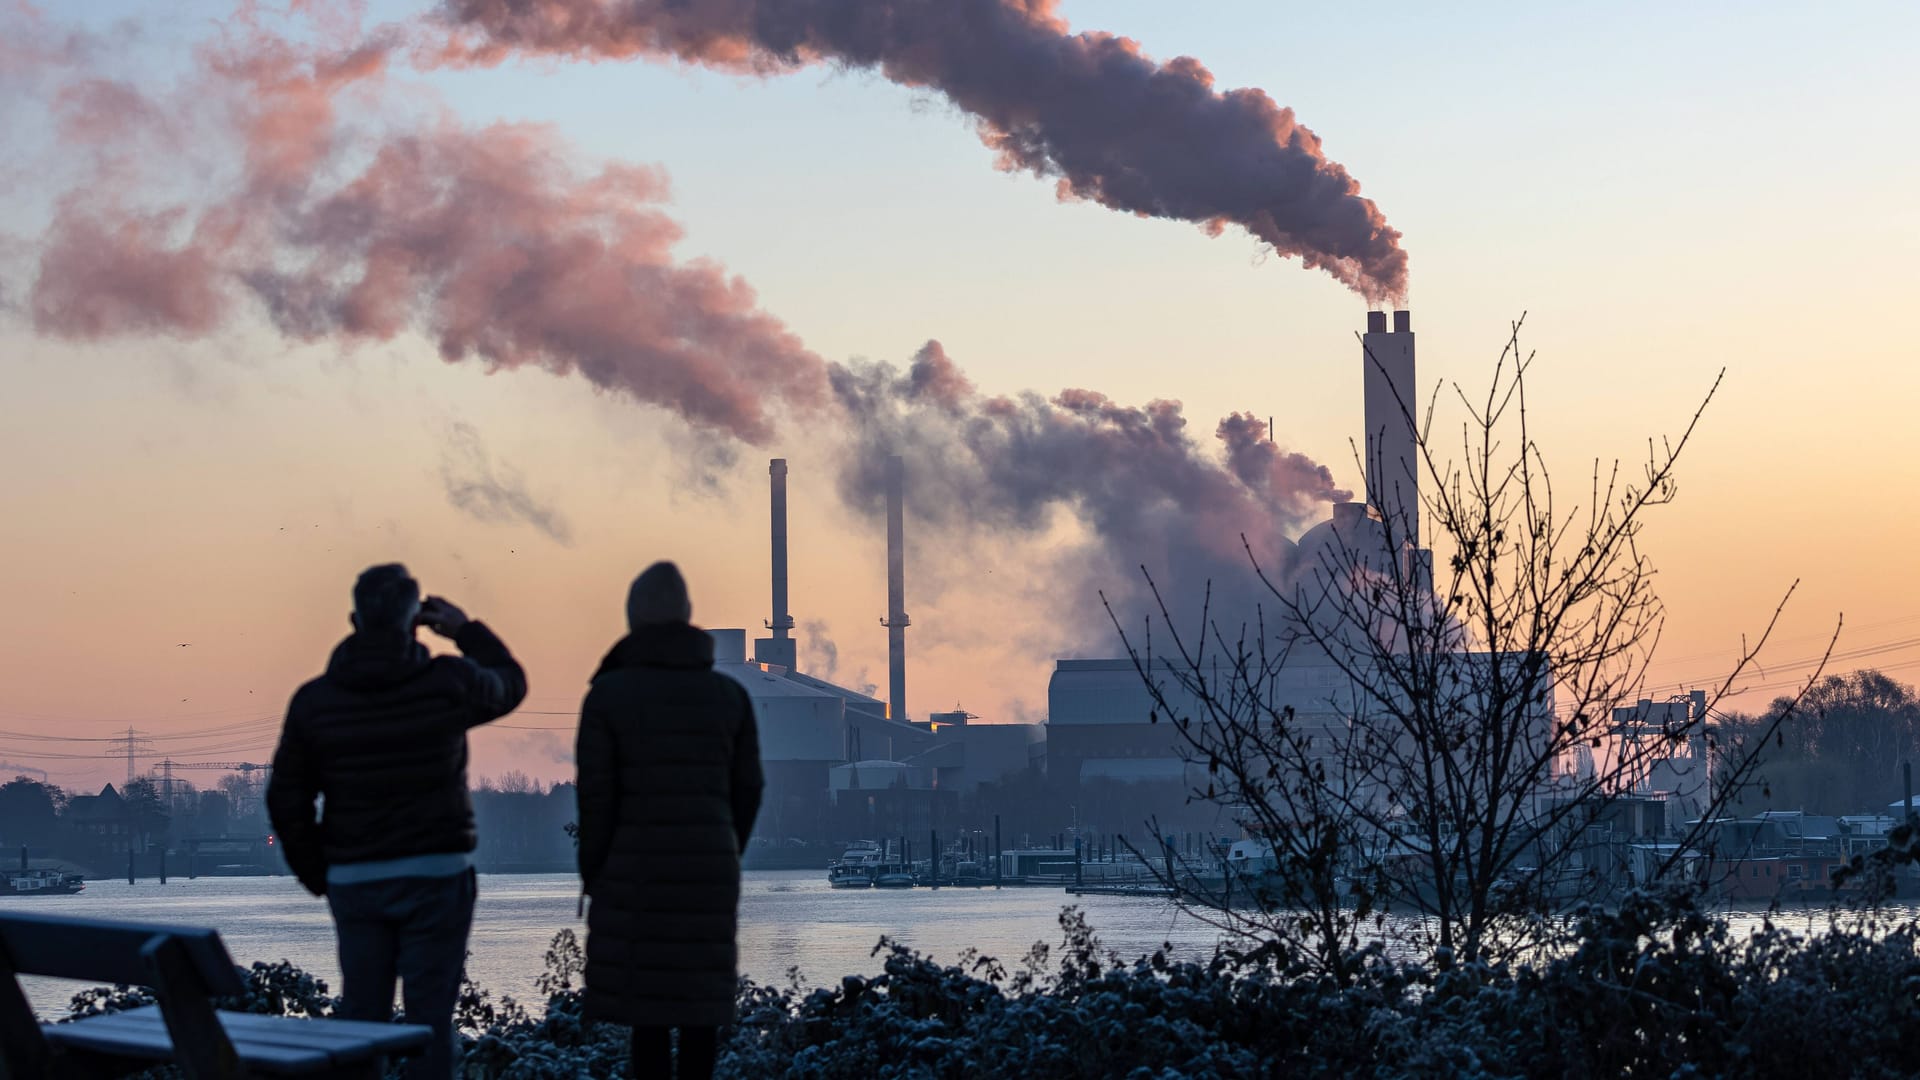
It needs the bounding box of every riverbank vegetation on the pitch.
[62,871,1920,1079]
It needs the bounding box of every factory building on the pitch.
[1040,311,1594,844]
[1615,690,1711,830]
[716,455,1043,851]
[707,311,1585,854]
[701,316,1443,845]
[708,628,844,841]
[899,722,1045,792]
[1044,652,1359,831]
[1042,310,1432,828]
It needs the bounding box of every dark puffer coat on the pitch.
[267,623,526,895]
[576,623,764,1028]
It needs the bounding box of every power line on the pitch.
[0,722,279,782]
[106,727,150,785]
[0,715,280,744]
[1641,611,1920,675]
[1642,636,1920,704]
[0,748,127,761]
[1712,655,1920,705]
[0,703,281,726]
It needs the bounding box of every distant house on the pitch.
[63,783,131,855]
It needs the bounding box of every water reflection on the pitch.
[4,870,1910,1019]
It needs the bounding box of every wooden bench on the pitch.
[0,911,433,1078]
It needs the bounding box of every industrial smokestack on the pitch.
[1361,309,1418,545]
[882,455,910,723]
[754,458,798,671]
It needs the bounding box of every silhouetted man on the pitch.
[267,564,526,1079]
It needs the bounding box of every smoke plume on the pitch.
[26,24,829,444]
[802,619,842,681]
[435,0,1409,303]
[12,8,1357,645]
[439,423,576,545]
[831,342,1346,548]
[829,340,1349,634]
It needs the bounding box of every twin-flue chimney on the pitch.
[1361,309,1417,544]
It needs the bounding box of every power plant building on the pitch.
[710,311,1575,850]
[722,455,1042,850]
[1042,310,1429,822]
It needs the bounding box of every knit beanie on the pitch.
[627,561,692,628]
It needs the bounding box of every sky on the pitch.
[2,1,1917,791]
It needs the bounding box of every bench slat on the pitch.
[47,1017,336,1074]
[0,912,246,996]
[102,1006,433,1056]
[2,912,432,1078]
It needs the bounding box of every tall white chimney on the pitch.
[1362,309,1418,545]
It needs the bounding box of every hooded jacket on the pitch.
[576,622,764,1028]
[266,622,526,895]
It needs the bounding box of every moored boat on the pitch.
[871,865,915,889]
[1,868,86,896]
[827,840,883,888]
[828,862,875,888]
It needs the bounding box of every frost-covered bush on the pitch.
[62,896,1920,1079]
[715,909,1398,1079]
[64,955,339,1021]
[705,898,1920,1080]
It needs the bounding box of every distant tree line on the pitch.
[0,769,585,874]
[469,772,578,871]
[1719,668,1920,815]
[0,774,269,870]
[0,776,66,852]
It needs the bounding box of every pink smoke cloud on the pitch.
[434,0,1410,303]
[16,6,1356,609]
[25,19,829,443]
[1218,411,1353,524]
[32,208,227,337]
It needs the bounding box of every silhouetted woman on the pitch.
[576,562,764,1080]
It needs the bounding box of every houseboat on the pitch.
[1,867,86,896]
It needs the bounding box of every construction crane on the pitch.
[154,760,273,806]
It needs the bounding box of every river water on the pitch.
[2,872,1227,1019]
[5,871,1900,1021]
